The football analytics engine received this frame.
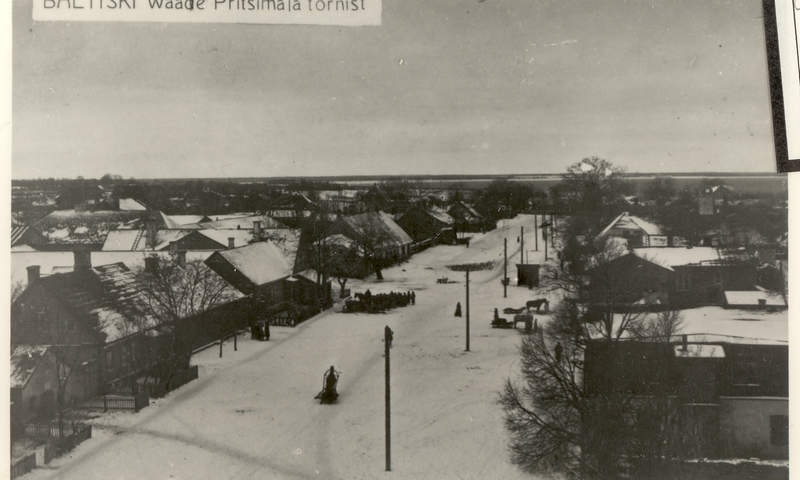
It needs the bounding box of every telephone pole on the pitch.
[465,270,471,352]
[384,325,393,472]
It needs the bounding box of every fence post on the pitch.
[234,333,238,351]
[219,338,223,358]
[103,396,108,412]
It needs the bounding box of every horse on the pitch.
[526,298,550,313]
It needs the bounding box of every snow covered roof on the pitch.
[632,247,722,270]
[427,206,455,225]
[162,214,209,229]
[118,198,147,211]
[597,212,663,238]
[198,229,254,249]
[10,345,49,389]
[35,263,158,343]
[316,233,358,250]
[724,290,787,308]
[339,211,413,247]
[200,215,284,230]
[207,242,293,289]
[103,229,184,251]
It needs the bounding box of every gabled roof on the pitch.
[205,242,293,291]
[35,263,157,343]
[339,211,413,247]
[11,345,49,389]
[597,212,663,239]
[632,247,723,271]
[448,201,482,222]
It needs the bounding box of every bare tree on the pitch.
[499,303,683,479]
[501,225,686,478]
[135,255,237,387]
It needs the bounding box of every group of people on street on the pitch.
[344,289,416,313]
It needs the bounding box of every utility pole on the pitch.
[503,238,508,298]
[385,325,393,472]
[520,226,524,265]
[465,270,470,352]
[534,215,539,251]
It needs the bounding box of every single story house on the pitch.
[584,338,787,459]
[587,247,757,308]
[595,212,665,248]
[397,206,457,246]
[330,211,413,261]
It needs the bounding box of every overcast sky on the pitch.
[12,0,778,179]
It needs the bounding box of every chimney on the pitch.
[73,249,92,271]
[228,237,236,249]
[144,255,159,274]
[26,265,40,285]
[253,220,262,238]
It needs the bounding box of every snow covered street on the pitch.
[24,223,551,480]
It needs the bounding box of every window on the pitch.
[770,415,788,446]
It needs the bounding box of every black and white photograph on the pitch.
[7,1,792,479]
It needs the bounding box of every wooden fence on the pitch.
[10,453,36,479]
[24,420,89,439]
[80,393,149,412]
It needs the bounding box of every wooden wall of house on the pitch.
[11,283,99,346]
[397,209,446,243]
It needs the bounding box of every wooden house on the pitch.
[330,211,413,261]
[595,212,665,248]
[584,339,788,459]
[204,242,330,322]
[447,201,485,232]
[587,247,757,308]
[397,206,456,246]
[10,253,175,421]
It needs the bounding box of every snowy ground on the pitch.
[20,216,786,479]
[23,221,552,480]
